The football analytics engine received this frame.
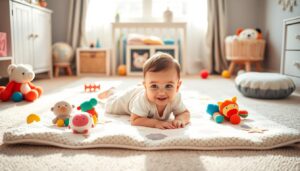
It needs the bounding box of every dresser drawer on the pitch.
[79,51,107,74]
[283,51,300,78]
[286,22,300,50]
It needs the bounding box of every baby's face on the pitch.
[144,68,181,108]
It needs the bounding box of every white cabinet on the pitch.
[0,0,52,79]
[281,17,300,92]
[11,1,52,76]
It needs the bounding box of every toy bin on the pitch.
[225,39,266,61]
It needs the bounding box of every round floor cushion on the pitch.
[235,72,296,99]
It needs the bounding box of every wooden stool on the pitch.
[54,63,73,77]
[228,60,262,75]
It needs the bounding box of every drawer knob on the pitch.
[296,35,300,40]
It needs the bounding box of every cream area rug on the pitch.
[2,77,300,150]
[1,76,300,171]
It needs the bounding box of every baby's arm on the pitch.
[173,110,190,128]
[130,114,175,129]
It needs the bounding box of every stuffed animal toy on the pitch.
[236,28,263,40]
[69,112,94,134]
[206,96,248,125]
[51,101,74,127]
[77,98,98,124]
[0,64,42,102]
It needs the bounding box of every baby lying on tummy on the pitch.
[98,53,190,129]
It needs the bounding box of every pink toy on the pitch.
[69,113,94,134]
[200,69,209,79]
[84,84,100,92]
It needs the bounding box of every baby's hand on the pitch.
[172,119,186,128]
[155,121,176,129]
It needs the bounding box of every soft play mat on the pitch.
[3,86,300,150]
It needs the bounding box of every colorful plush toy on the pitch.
[51,101,74,127]
[0,64,42,102]
[236,28,263,40]
[77,98,98,124]
[69,112,94,134]
[206,97,248,124]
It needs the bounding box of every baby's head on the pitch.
[143,53,181,107]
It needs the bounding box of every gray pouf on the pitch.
[235,72,296,99]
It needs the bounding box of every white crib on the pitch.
[111,22,187,75]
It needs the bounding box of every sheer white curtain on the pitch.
[84,0,208,74]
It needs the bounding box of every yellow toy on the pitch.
[26,113,40,124]
[222,70,231,78]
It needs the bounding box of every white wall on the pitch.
[259,0,300,72]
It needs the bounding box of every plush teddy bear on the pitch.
[236,28,263,40]
[0,64,43,102]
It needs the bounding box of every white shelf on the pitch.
[0,56,13,61]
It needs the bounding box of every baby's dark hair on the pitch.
[143,53,181,78]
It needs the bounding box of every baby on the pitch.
[99,53,190,129]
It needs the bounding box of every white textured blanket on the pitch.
[3,87,300,150]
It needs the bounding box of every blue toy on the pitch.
[206,104,224,123]
[11,92,23,102]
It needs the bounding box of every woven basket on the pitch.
[225,38,266,61]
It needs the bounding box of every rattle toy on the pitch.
[26,113,40,124]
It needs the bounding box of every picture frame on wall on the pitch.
[126,46,150,75]
[154,46,178,61]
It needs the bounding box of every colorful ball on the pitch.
[221,70,231,78]
[118,65,126,76]
[200,70,209,79]
[12,92,23,102]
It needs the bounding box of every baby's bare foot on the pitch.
[98,87,116,99]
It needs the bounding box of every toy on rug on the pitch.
[118,65,127,76]
[206,96,248,124]
[69,112,94,134]
[77,98,98,124]
[26,113,40,124]
[51,101,74,127]
[0,64,43,102]
[84,83,100,92]
[221,70,231,78]
[200,69,209,79]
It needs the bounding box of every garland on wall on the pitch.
[278,0,298,11]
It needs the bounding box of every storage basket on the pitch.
[225,38,266,61]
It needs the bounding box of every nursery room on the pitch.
[0,0,300,170]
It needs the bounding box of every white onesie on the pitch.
[105,85,187,121]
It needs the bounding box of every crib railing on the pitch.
[111,22,187,75]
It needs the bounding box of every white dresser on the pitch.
[281,17,300,92]
[0,0,52,78]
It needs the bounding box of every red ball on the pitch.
[200,70,209,79]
